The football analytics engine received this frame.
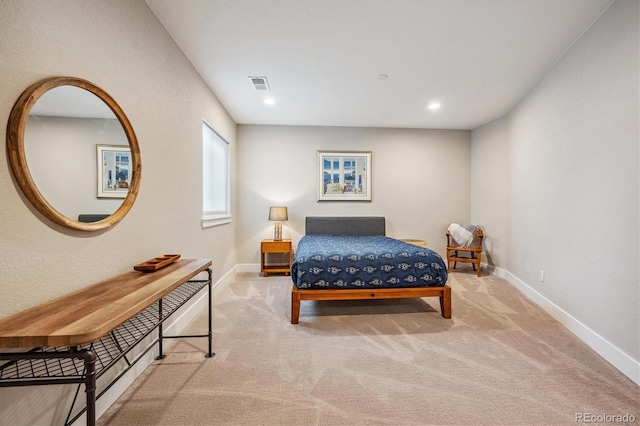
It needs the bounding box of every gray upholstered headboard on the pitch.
[305,216,385,236]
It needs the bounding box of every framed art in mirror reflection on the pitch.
[97,144,130,198]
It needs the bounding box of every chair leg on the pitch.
[446,247,484,276]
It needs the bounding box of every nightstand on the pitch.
[260,239,293,276]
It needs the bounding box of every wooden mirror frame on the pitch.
[6,76,141,231]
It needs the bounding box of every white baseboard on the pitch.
[503,269,639,385]
[236,263,260,273]
[477,263,507,278]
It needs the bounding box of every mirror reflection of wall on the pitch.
[23,86,128,220]
[7,76,141,231]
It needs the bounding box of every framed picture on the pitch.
[97,145,131,198]
[317,150,372,201]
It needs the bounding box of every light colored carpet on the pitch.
[98,270,639,425]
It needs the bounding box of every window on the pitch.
[202,121,231,228]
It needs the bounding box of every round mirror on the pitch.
[6,77,141,231]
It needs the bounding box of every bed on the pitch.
[290,216,451,324]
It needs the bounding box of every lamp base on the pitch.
[273,222,283,241]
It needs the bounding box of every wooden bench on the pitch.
[0,259,214,426]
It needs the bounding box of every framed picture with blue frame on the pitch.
[317,150,372,201]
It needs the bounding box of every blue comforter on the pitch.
[291,235,448,289]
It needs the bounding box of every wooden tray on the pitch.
[134,254,181,272]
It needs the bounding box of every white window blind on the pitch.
[202,121,231,227]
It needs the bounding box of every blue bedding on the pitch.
[291,235,448,289]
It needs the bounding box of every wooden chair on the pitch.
[446,229,484,277]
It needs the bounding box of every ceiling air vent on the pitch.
[249,76,270,91]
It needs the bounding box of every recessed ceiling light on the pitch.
[428,102,441,110]
[264,98,276,105]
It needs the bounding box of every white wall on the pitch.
[236,125,471,263]
[470,114,509,270]
[471,0,639,380]
[25,115,126,219]
[0,0,237,424]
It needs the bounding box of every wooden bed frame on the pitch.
[290,217,452,324]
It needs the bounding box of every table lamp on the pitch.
[268,206,288,241]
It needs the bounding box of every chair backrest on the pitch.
[472,229,484,247]
[446,228,484,248]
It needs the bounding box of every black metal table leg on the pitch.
[205,267,215,358]
[156,299,167,360]
[80,349,97,426]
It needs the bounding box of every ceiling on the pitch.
[146,0,613,130]
[31,86,115,118]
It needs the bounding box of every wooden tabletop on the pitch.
[0,259,212,349]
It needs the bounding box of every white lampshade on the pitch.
[268,206,288,222]
[268,206,287,240]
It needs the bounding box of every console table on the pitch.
[0,258,214,426]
